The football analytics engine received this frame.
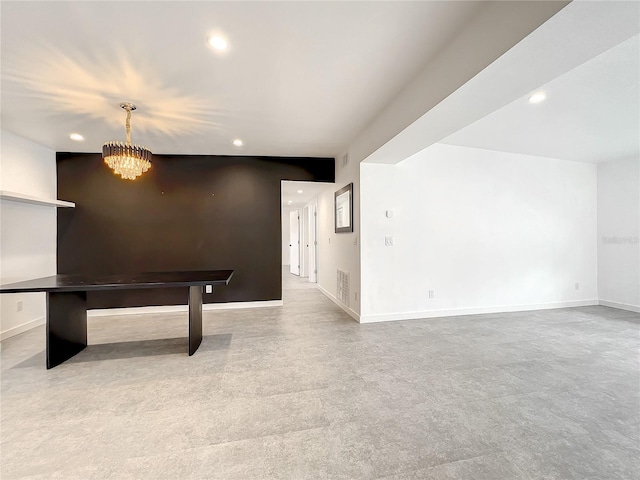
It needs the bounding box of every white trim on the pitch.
[204,300,283,310]
[1,316,45,340]
[316,284,360,322]
[599,300,640,313]
[0,190,75,208]
[359,299,600,323]
[89,305,187,317]
[88,300,283,317]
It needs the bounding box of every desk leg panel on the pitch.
[46,291,88,369]
[188,286,203,356]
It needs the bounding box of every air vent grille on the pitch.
[337,269,350,306]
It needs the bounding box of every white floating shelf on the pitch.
[0,190,75,208]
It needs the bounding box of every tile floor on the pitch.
[1,270,638,479]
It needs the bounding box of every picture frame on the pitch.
[335,183,353,233]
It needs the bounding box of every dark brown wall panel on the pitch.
[57,153,334,309]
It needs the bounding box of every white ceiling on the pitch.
[362,0,640,165]
[0,1,483,158]
[281,181,331,209]
[441,33,640,163]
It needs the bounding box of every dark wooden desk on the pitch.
[0,270,234,368]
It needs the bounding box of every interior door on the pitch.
[289,210,300,275]
[301,206,310,278]
[309,202,317,283]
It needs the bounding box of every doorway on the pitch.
[281,181,328,286]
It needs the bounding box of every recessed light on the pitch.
[233,139,243,147]
[69,133,84,141]
[528,91,546,104]
[208,35,228,51]
[297,190,303,194]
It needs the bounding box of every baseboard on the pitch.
[599,300,640,313]
[316,284,360,322]
[359,299,600,323]
[1,316,45,341]
[88,300,283,317]
[204,300,283,310]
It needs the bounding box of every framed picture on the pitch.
[335,183,353,233]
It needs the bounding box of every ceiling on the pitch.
[281,181,331,209]
[359,1,639,166]
[1,1,483,158]
[441,33,640,163]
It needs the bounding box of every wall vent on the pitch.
[342,153,349,168]
[337,269,350,306]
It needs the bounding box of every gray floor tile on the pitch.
[1,269,638,479]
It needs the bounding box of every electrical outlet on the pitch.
[385,236,394,246]
[575,282,580,291]
[17,300,23,312]
[205,285,213,294]
[428,290,434,299]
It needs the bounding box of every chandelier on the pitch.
[103,102,152,180]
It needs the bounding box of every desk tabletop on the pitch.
[0,270,234,293]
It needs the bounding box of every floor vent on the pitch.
[337,269,350,306]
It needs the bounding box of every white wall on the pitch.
[309,2,569,321]
[316,153,360,319]
[0,130,57,339]
[360,143,598,322]
[597,156,640,311]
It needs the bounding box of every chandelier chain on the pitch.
[125,105,132,144]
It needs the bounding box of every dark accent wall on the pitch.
[57,153,334,309]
